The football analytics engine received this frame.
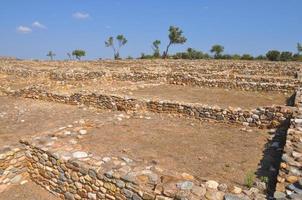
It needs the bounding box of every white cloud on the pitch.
[32,21,47,29]
[72,12,90,19]
[16,26,32,34]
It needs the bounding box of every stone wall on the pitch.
[19,123,266,200]
[275,88,302,199]
[0,62,300,92]
[2,86,294,128]
[0,145,27,187]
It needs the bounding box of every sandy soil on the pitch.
[0,96,122,146]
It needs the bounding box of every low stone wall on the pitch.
[3,87,294,128]
[0,64,299,92]
[0,145,27,187]
[19,122,267,200]
[275,88,302,199]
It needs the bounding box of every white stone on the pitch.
[72,151,88,159]
[79,129,87,135]
[205,180,219,190]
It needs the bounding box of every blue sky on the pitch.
[0,0,301,60]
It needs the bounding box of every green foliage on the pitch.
[293,54,302,61]
[152,40,161,58]
[210,45,224,58]
[105,35,128,59]
[173,48,210,60]
[297,43,302,54]
[163,26,187,58]
[260,176,269,184]
[72,49,86,60]
[244,171,255,189]
[46,51,56,61]
[255,55,267,60]
[140,53,155,59]
[232,54,241,60]
[280,51,293,61]
[266,50,281,61]
[241,54,254,60]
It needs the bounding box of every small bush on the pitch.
[244,171,255,188]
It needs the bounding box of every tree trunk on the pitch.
[163,42,172,59]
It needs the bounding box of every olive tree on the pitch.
[152,40,161,58]
[266,50,280,61]
[46,51,56,61]
[72,49,86,60]
[105,35,127,59]
[210,45,224,59]
[162,26,187,58]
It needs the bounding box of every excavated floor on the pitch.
[0,96,269,187]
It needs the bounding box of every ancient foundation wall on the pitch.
[0,65,299,92]
[0,145,27,186]
[275,88,302,199]
[2,87,293,128]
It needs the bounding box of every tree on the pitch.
[46,51,56,61]
[72,49,86,60]
[266,50,280,61]
[67,53,72,60]
[105,35,127,59]
[241,54,254,60]
[152,40,161,58]
[210,45,224,59]
[280,51,293,61]
[298,43,302,55]
[162,26,187,58]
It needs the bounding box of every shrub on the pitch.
[266,50,280,61]
[244,171,255,188]
[241,54,254,60]
[280,51,293,61]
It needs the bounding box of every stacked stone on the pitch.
[4,86,293,128]
[0,145,27,187]
[275,88,302,199]
[1,60,301,92]
[21,137,264,200]
[167,73,297,92]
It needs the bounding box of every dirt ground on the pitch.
[0,181,59,200]
[0,96,122,146]
[0,96,269,186]
[118,84,287,109]
[81,113,269,186]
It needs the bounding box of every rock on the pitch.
[287,176,299,183]
[232,186,242,194]
[176,181,194,190]
[205,180,219,190]
[10,174,22,184]
[274,191,286,199]
[88,192,97,200]
[72,151,88,159]
[218,183,228,192]
[224,194,243,200]
[64,192,75,200]
[289,193,302,200]
[287,183,302,194]
[79,129,87,135]
[191,185,206,196]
